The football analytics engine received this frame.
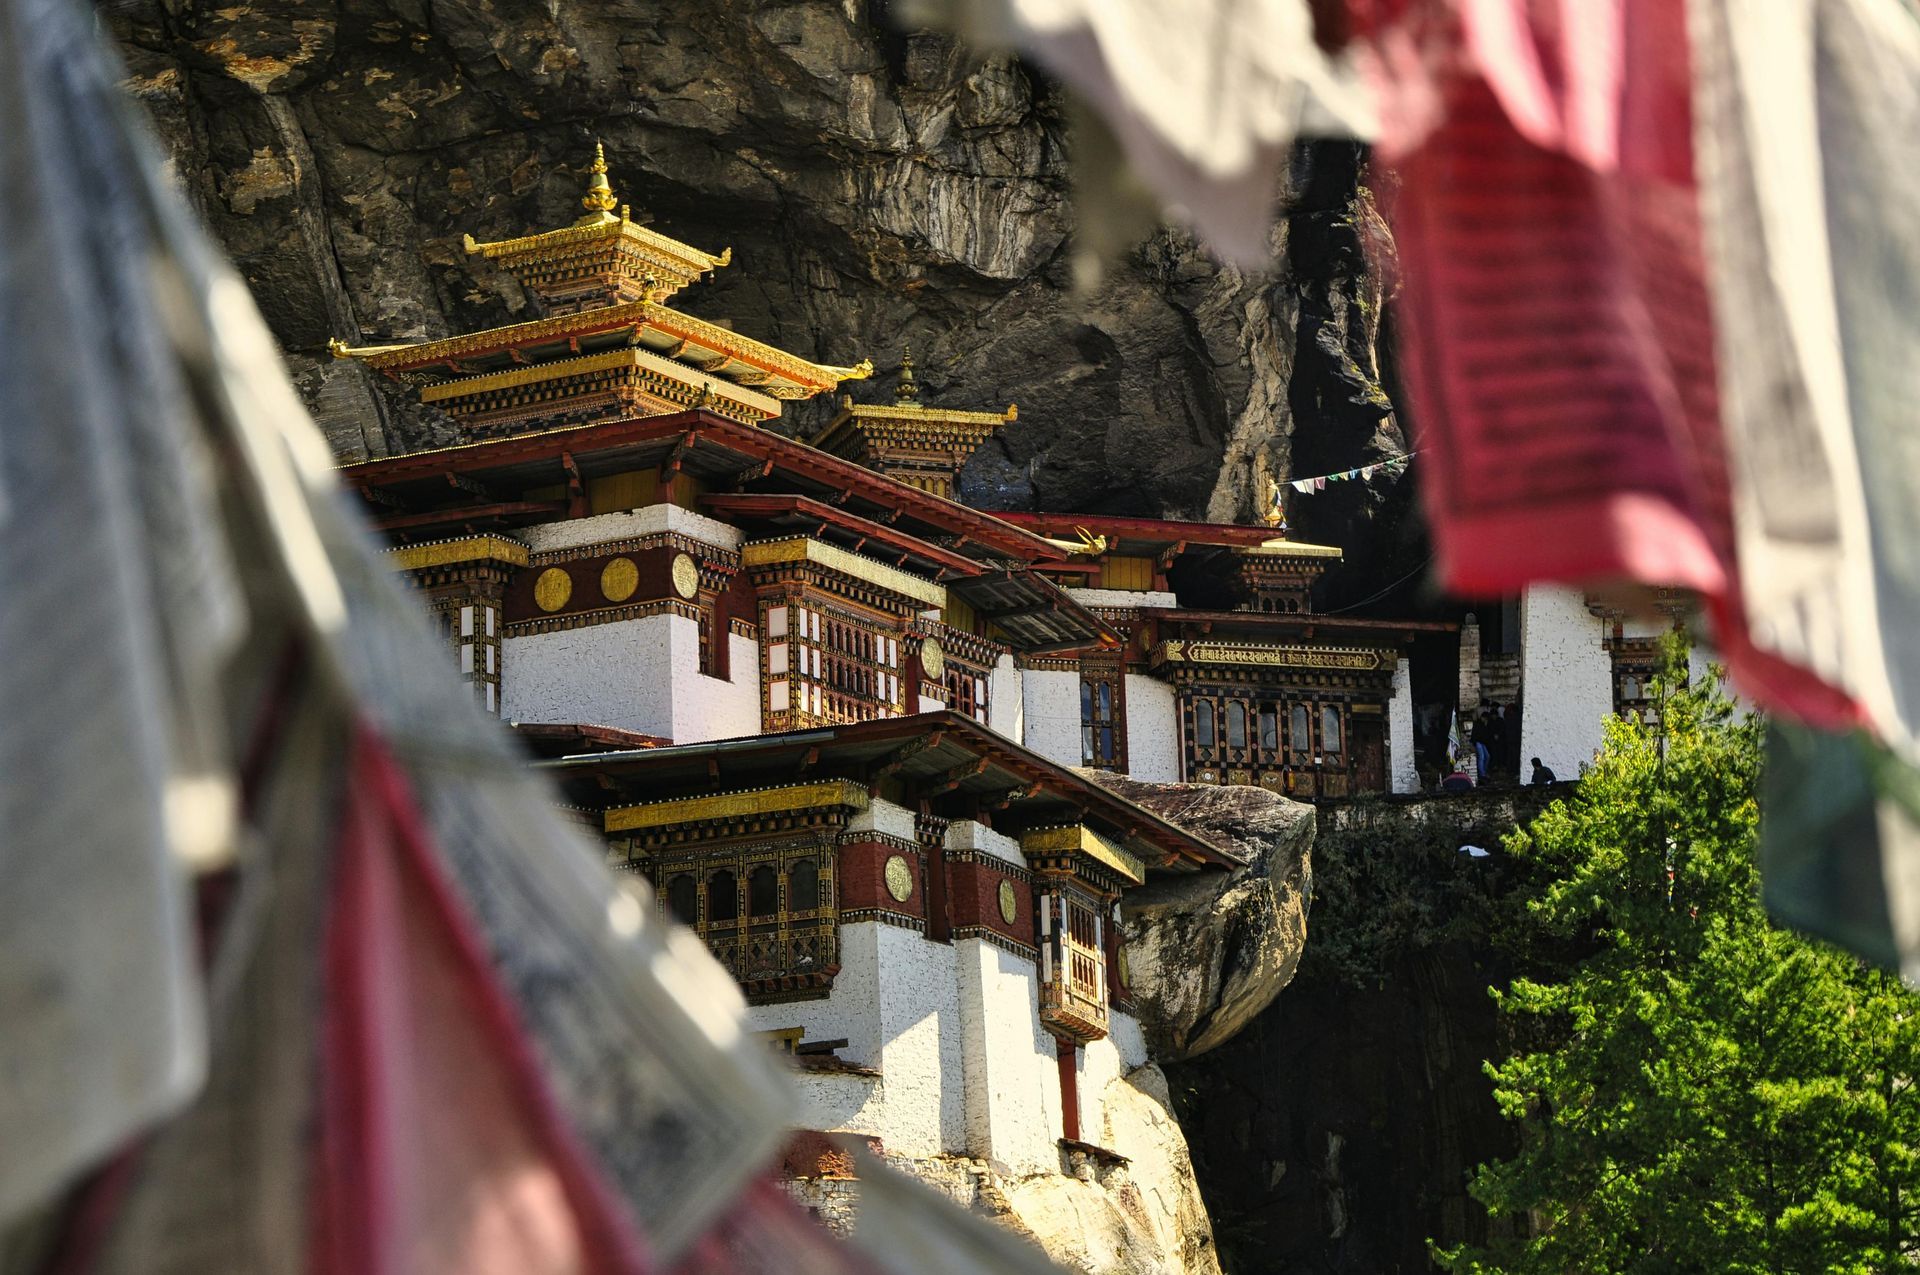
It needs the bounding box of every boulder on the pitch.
[1089,774,1314,1061]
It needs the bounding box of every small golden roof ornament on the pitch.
[1261,473,1288,531]
[577,141,619,225]
[895,346,919,403]
[1039,526,1110,556]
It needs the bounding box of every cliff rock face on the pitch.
[101,0,1402,522]
[1165,789,1569,1275]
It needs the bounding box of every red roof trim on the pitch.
[341,410,1068,563]
[700,493,987,578]
[1157,609,1460,634]
[995,511,1288,549]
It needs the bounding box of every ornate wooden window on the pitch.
[1320,704,1344,754]
[1610,636,1663,725]
[665,873,698,925]
[1183,689,1363,797]
[948,665,991,723]
[1194,699,1217,752]
[1039,886,1109,1042]
[762,600,906,729]
[433,598,503,714]
[619,836,840,1002]
[1080,663,1126,770]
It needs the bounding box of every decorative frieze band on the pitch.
[530,531,740,569]
[954,926,1038,960]
[840,908,927,933]
[503,597,702,638]
[943,848,1035,883]
[1152,639,1395,672]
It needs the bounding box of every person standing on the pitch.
[1487,705,1509,783]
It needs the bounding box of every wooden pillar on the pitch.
[1056,1038,1080,1143]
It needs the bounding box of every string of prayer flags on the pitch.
[1288,453,1415,494]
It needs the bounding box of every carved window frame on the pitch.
[1079,658,1127,771]
[626,832,839,1003]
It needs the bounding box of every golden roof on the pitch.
[331,298,871,403]
[816,350,1014,452]
[329,146,870,429]
[460,144,731,303]
[1236,537,1344,560]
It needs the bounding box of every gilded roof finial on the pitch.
[895,345,919,403]
[578,141,619,224]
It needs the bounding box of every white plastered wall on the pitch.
[518,504,743,554]
[504,507,755,743]
[1518,585,1614,779]
[946,820,1022,863]
[1064,588,1180,610]
[1123,674,1181,782]
[503,612,676,737]
[741,802,1156,1172]
[1076,1011,1149,1150]
[677,631,761,743]
[987,654,1024,744]
[747,922,964,1158]
[503,613,758,744]
[1021,669,1083,770]
[955,939,1063,1174]
[946,819,1060,1172]
[1389,658,1418,793]
[846,798,918,840]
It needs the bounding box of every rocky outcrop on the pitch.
[823,1063,1221,1275]
[102,0,1403,522]
[1090,775,1315,1062]
[996,1064,1222,1275]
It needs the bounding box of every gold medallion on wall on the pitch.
[533,567,573,612]
[670,551,700,600]
[997,879,1018,925]
[600,556,639,603]
[884,854,914,902]
[919,637,946,680]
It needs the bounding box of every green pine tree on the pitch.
[1437,650,1920,1274]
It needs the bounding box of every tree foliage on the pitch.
[1437,657,1920,1274]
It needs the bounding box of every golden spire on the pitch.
[578,141,619,225]
[894,345,919,403]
